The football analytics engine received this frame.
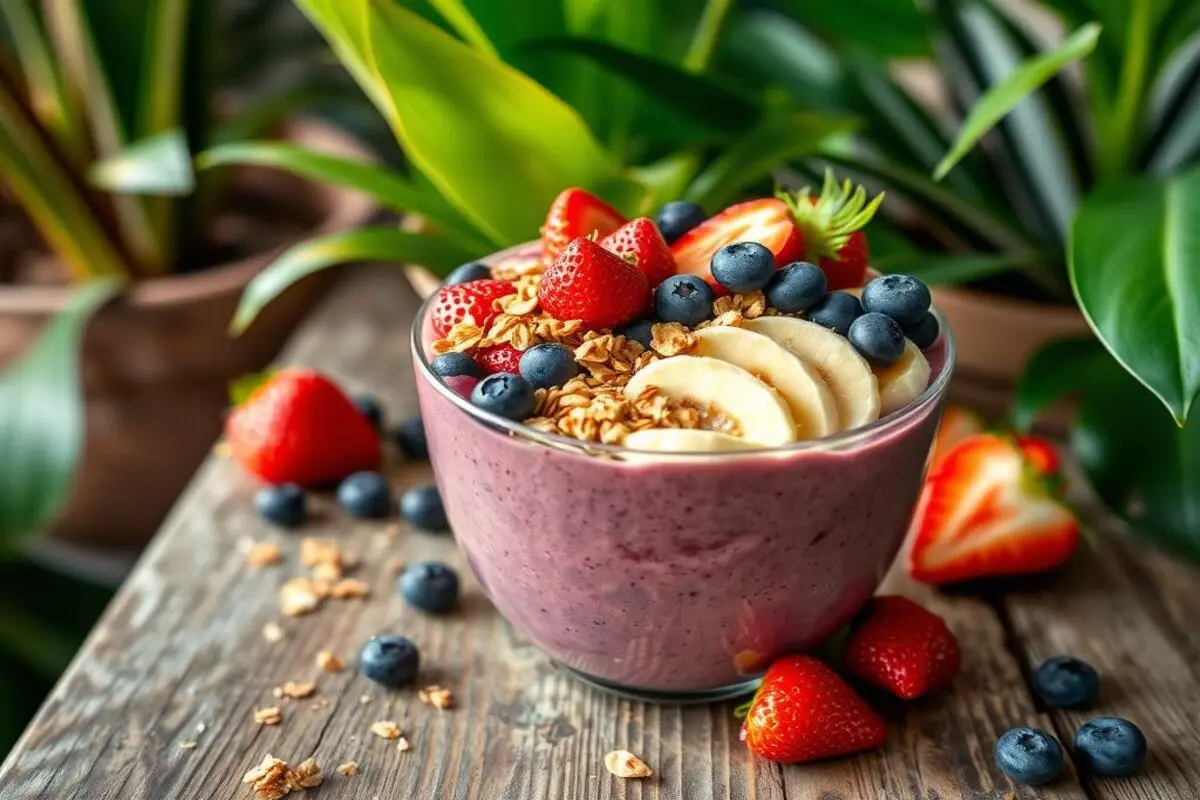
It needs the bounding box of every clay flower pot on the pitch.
[0,119,377,551]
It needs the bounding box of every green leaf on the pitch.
[934,22,1101,181]
[717,9,843,112]
[293,0,646,246]
[1012,337,1109,430]
[0,279,122,546]
[682,0,734,72]
[633,151,702,212]
[1142,38,1200,174]
[88,129,194,196]
[233,227,479,333]
[770,0,931,58]
[874,250,1050,287]
[423,0,498,56]
[1069,166,1200,424]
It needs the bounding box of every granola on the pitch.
[277,681,316,700]
[279,578,322,617]
[369,720,401,740]
[604,750,652,778]
[246,542,283,569]
[328,578,370,600]
[316,650,345,673]
[418,685,453,710]
[337,762,359,777]
[253,707,283,726]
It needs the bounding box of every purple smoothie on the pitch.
[413,265,953,696]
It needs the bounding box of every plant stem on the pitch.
[683,0,733,73]
[1098,2,1152,180]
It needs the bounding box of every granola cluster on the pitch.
[242,755,322,800]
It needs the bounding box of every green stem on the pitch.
[1098,3,1151,180]
[683,0,733,73]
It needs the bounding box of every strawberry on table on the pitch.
[600,216,677,286]
[225,368,381,487]
[431,279,514,338]
[842,596,961,699]
[741,655,886,763]
[475,343,523,375]
[670,198,803,292]
[541,187,626,263]
[538,236,650,330]
[907,433,1079,585]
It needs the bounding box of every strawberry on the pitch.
[225,369,381,487]
[431,279,514,337]
[842,596,961,699]
[600,216,676,286]
[538,236,650,330]
[541,187,626,263]
[475,343,522,375]
[670,198,803,292]
[779,169,885,291]
[930,404,986,466]
[907,433,1079,585]
[741,655,886,763]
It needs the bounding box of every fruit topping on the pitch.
[442,261,492,286]
[255,484,307,528]
[1074,717,1147,777]
[519,342,580,389]
[475,343,523,375]
[352,393,384,431]
[848,312,905,366]
[1032,655,1099,709]
[398,562,460,614]
[392,415,428,460]
[359,635,420,687]
[336,471,392,519]
[431,279,514,337]
[400,484,449,532]
[874,340,932,415]
[842,595,961,699]
[778,170,884,291]
[600,216,677,286]
[710,241,777,294]
[764,261,827,314]
[907,433,1080,585]
[619,319,655,349]
[741,655,886,763]
[654,201,707,244]
[670,198,803,290]
[541,187,626,263]
[806,291,864,336]
[654,274,715,327]
[623,428,757,453]
[903,312,940,349]
[443,375,480,399]
[861,274,931,327]
[471,373,537,421]
[538,236,649,330]
[995,726,1063,785]
[430,352,484,379]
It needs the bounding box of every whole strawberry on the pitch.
[601,217,676,286]
[541,187,626,263]
[779,169,884,291]
[842,596,961,700]
[475,343,522,375]
[225,369,381,487]
[741,655,886,763]
[431,279,514,337]
[538,236,650,330]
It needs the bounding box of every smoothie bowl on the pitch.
[412,183,954,701]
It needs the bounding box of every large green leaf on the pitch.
[233,227,479,333]
[771,0,930,58]
[0,279,122,547]
[88,129,194,196]
[1012,337,1109,430]
[717,9,843,112]
[934,22,1101,181]
[293,0,646,246]
[1069,166,1200,424]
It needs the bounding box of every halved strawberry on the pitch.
[907,433,1079,585]
[431,279,515,337]
[930,404,986,466]
[540,187,626,263]
[601,217,676,286]
[670,198,803,292]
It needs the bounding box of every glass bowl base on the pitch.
[555,662,761,705]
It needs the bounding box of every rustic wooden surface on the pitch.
[3,266,1199,800]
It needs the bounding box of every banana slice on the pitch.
[692,326,839,439]
[874,339,931,415]
[623,428,762,454]
[743,316,880,431]
[624,356,796,446]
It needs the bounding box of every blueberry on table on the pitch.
[400,484,448,532]
[1032,655,1099,709]
[398,561,460,613]
[710,241,776,293]
[352,393,384,431]
[1075,717,1147,777]
[903,312,940,350]
[359,635,420,687]
[519,343,580,389]
[848,312,905,365]
[443,261,492,286]
[620,319,655,350]
[470,373,536,421]
[255,484,307,528]
[392,415,428,460]
[654,201,707,244]
[765,262,826,313]
[655,275,715,327]
[805,291,863,336]
[861,274,931,326]
[337,471,392,519]
[431,352,483,379]
[995,726,1063,785]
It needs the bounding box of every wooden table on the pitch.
[3,267,1199,800]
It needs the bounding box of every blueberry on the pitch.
[805,291,863,336]
[655,275,714,327]
[620,319,655,349]
[470,373,536,421]
[336,471,392,519]
[431,352,483,379]
[400,484,448,532]
[392,415,427,460]
[1075,717,1147,777]
[995,726,1064,785]
[1032,655,1100,709]
[861,274,931,326]
[848,312,905,366]
[710,241,776,293]
[359,635,420,687]
[903,312,940,349]
[352,393,384,430]
[765,262,827,313]
[398,561,460,614]
[255,484,307,528]
[519,343,579,389]
[654,201,707,244]
[443,261,491,286]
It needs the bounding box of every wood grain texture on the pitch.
[1,266,1197,800]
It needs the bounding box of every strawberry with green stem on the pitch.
[778,169,886,291]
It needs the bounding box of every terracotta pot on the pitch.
[0,118,377,551]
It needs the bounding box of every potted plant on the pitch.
[721,0,1199,558]
[0,0,377,552]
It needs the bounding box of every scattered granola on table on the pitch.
[278,577,322,617]
[316,650,344,673]
[276,681,316,700]
[253,707,283,726]
[418,685,454,710]
[262,622,285,643]
[245,541,283,569]
[396,736,412,753]
[337,761,359,777]
[369,720,401,740]
[604,750,652,779]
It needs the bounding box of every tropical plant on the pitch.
[721,0,1199,557]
